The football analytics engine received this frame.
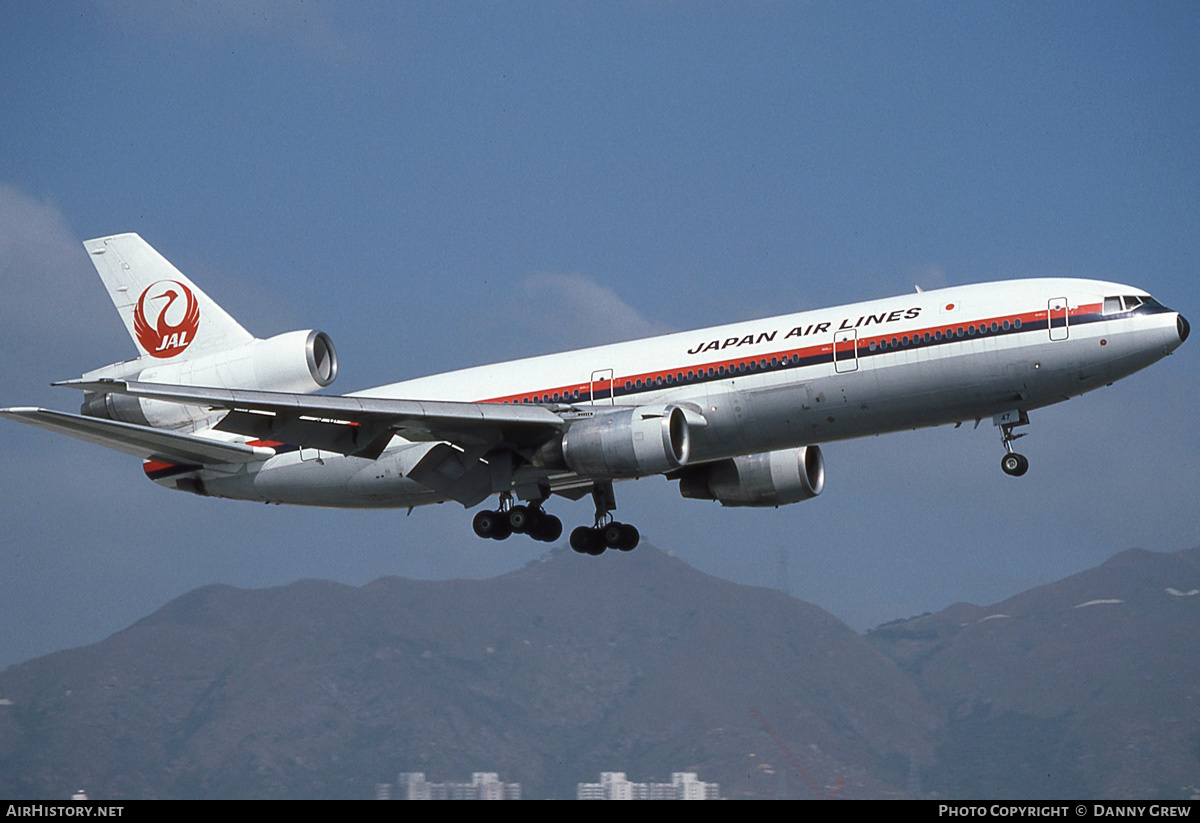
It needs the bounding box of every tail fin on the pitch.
[84,234,254,360]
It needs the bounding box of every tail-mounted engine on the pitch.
[82,330,337,429]
[537,404,692,478]
[678,445,825,507]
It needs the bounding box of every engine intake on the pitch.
[679,445,825,507]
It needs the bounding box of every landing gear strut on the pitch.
[569,483,640,555]
[996,410,1030,477]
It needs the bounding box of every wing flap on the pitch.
[213,409,397,460]
[0,407,274,465]
[406,443,494,508]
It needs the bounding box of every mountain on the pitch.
[3,545,1197,799]
[0,546,932,799]
[868,547,1200,799]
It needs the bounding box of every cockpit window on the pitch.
[1105,295,1155,314]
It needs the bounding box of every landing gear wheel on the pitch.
[489,517,512,540]
[570,526,596,554]
[617,523,639,551]
[473,509,512,540]
[602,523,626,549]
[570,526,605,555]
[507,505,539,534]
[1000,453,1029,477]
[596,522,640,551]
[531,514,562,543]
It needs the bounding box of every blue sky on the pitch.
[1,1,1197,667]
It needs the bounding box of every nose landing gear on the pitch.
[996,410,1030,477]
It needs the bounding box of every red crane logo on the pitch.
[133,280,200,358]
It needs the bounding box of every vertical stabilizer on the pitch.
[84,233,255,360]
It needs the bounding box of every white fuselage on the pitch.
[185,278,1186,508]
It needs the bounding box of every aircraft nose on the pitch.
[1179,313,1191,345]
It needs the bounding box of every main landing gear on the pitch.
[472,496,563,543]
[996,410,1031,477]
[471,485,641,554]
[569,521,640,555]
[568,482,640,555]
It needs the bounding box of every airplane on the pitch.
[1,234,1189,555]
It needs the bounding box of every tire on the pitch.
[507,505,531,533]
[489,517,513,540]
[472,510,499,538]
[1001,453,1029,477]
[602,523,626,548]
[570,526,595,554]
[617,523,640,551]
[533,515,562,543]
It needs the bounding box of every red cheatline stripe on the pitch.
[475,302,1106,406]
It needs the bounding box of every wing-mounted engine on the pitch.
[81,330,337,429]
[537,404,691,478]
[678,445,825,507]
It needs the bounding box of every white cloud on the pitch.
[0,185,82,305]
[519,272,672,349]
[910,263,950,291]
[0,186,129,394]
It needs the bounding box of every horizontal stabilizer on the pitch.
[0,407,275,465]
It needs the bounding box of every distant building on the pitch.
[378,771,520,800]
[577,771,719,800]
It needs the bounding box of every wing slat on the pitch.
[56,379,567,454]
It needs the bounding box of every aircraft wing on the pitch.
[0,407,276,465]
[56,379,568,460]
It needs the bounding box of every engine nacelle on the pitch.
[140,329,338,393]
[82,330,338,429]
[554,404,692,478]
[678,445,825,507]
